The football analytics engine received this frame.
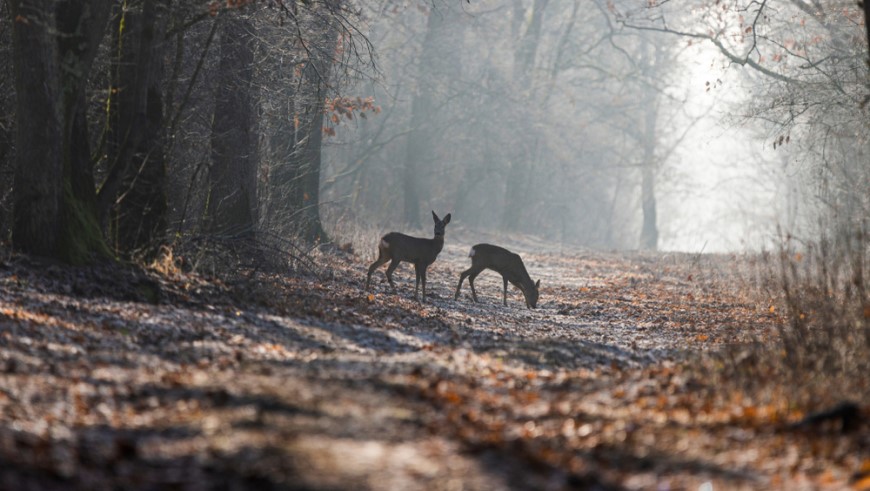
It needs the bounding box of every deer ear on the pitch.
[431,210,439,222]
[535,279,541,289]
[443,213,451,224]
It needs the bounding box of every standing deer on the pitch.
[454,244,541,309]
[366,211,452,302]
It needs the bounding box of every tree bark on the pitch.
[10,0,111,262]
[102,0,170,254]
[206,16,258,236]
[293,17,340,243]
[266,10,338,243]
[10,0,63,257]
[638,43,660,251]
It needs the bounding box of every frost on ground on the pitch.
[0,239,866,490]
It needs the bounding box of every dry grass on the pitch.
[710,228,870,414]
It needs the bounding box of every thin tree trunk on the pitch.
[638,43,660,251]
[865,2,870,67]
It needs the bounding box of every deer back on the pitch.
[382,232,444,265]
[471,244,531,281]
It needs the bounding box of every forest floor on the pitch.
[0,231,867,490]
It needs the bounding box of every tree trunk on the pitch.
[10,0,63,257]
[102,0,169,254]
[294,23,337,243]
[403,6,464,229]
[270,11,338,243]
[863,1,870,70]
[638,42,660,251]
[11,0,111,262]
[502,0,547,232]
[206,16,258,236]
[402,9,441,229]
[639,163,658,250]
[0,2,16,237]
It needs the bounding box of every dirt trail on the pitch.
[1,242,861,490]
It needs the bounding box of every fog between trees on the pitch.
[0,0,867,261]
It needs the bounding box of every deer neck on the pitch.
[431,234,445,253]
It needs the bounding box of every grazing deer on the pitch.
[366,211,452,302]
[454,244,541,309]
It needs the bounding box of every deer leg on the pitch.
[502,276,509,306]
[366,253,389,290]
[455,269,471,300]
[468,272,480,303]
[413,264,421,302]
[385,259,400,289]
[420,266,427,303]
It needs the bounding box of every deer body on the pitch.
[454,243,541,309]
[366,211,451,302]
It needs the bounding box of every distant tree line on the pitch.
[321,0,679,250]
[321,0,870,251]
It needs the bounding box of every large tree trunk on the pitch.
[102,0,170,254]
[0,2,16,237]
[206,16,258,236]
[10,0,63,257]
[11,0,111,262]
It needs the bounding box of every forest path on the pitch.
[3,243,859,490]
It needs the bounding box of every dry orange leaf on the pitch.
[853,475,870,491]
[818,469,836,485]
[853,460,870,490]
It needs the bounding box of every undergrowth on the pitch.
[714,226,869,415]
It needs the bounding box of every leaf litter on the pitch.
[0,240,866,490]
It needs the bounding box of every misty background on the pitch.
[320,0,867,254]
